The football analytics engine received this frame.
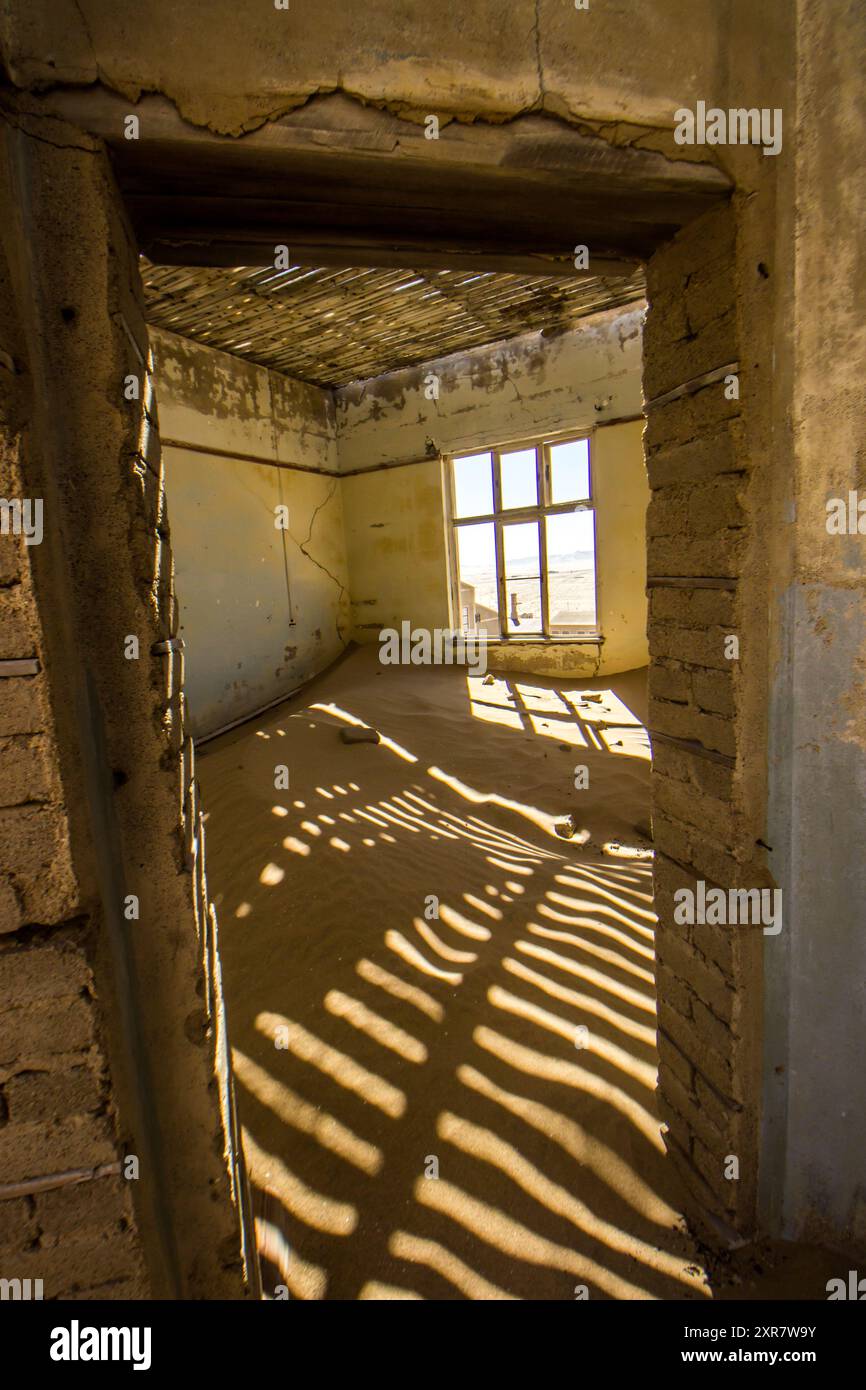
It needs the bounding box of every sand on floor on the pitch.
[196,644,839,1301]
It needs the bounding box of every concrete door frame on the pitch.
[9,84,780,1251]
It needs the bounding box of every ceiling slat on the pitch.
[142,258,645,388]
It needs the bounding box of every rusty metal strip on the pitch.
[649,728,736,767]
[644,361,739,412]
[0,1161,122,1203]
[0,658,40,676]
[647,576,738,589]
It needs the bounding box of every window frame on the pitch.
[445,429,600,642]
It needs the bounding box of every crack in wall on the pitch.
[531,0,545,107]
[292,477,348,643]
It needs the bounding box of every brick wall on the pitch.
[643,204,765,1239]
[0,113,253,1297]
[0,435,149,1297]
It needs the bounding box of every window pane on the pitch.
[503,522,542,634]
[500,448,538,510]
[455,522,500,637]
[545,510,597,630]
[452,452,493,518]
[549,438,590,503]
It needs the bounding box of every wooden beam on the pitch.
[38,89,732,274]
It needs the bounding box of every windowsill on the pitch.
[483,634,604,646]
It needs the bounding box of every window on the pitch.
[448,434,597,640]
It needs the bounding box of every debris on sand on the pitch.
[339,726,380,744]
[555,813,580,840]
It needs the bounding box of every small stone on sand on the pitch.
[340,726,380,744]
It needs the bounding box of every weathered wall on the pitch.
[336,307,643,468]
[337,310,649,676]
[341,459,451,645]
[0,0,779,141]
[1,0,862,1263]
[152,329,348,738]
[159,311,648,688]
[643,202,766,1240]
[0,428,148,1297]
[594,421,650,672]
[762,0,866,1254]
[0,112,250,1296]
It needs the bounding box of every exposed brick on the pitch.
[646,204,735,288]
[649,623,738,672]
[692,993,740,1056]
[657,1092,692,1157]
[0,804,79,922]
[0,943,89,1007]
[645,426,739,490]
[693,1136,740,1214]
[36,1174,130,1240]
[657,1027,693,1088]
[652,809,693,865]
[654,769,738,844]
[647,475,746,540]
[648,662,691,704]
[664,1129,736,1223]
[657,927,735,1010]
[659,1061,727,1158]
[678,835,746,889]
[648,530,746,579]
[2,1227,144,1299]
[692,668,737,717]
[0,676,50,737]
[0,734,57,806]
[658,1001,733,1095]
[644,198,760,1238]
[652,739,734,802]
[657,1057,695,1126]
[6,1066,102,1124]
[0,876,20,935]
[0,1197,35,1252]
[692,919,737,976]
[649,696,736,758]
[0,535,24,586]
[649,585,736,629]
[0,1115,115,1185]
[0,583,38,661]
[655,959,694,1020]
[652,810,743,882]
[0,997,94,1066]
[695,1072,740,1139]
[644,387,740,457]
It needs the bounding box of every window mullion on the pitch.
[492,449,507,637]
[539,441,550,507]
[539,514,550,638]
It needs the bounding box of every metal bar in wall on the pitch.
[538,445,551,637]
[492,449,507,638]
[587,441,601,632]
[452,500,592,527]
[443,456,461,630]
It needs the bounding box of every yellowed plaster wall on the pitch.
[339,315,648,676]
[152,329,349,737]
[594,420,649,672]
[155,311,648,719]
[341,460,450,642]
